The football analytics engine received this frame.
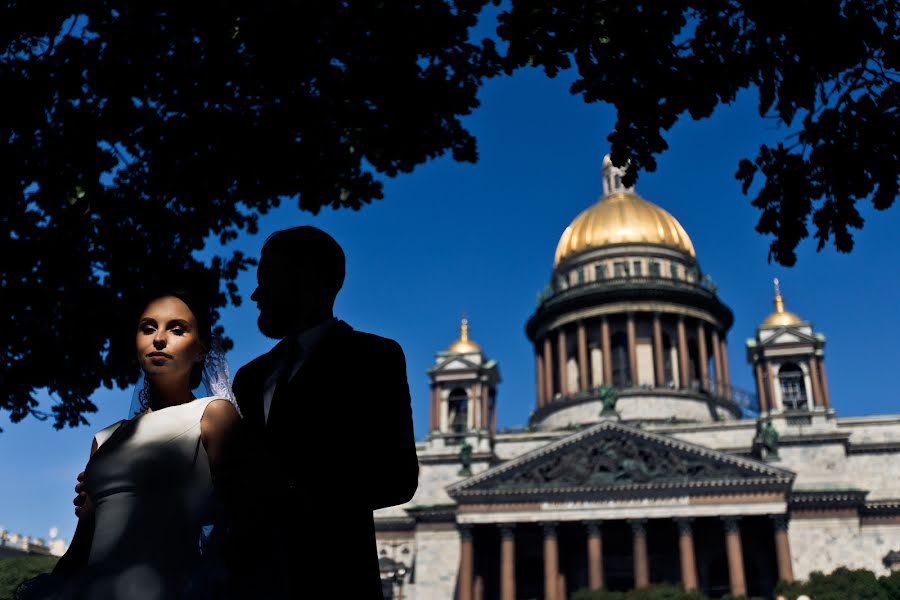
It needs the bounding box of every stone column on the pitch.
[459,525,474,600]
[754,362,769,413]
[771,515,795,583]
[720,336,732,391]
[767,363,778,412]
[601,318,613,385]
[577,320,589,392]
[722,517,747,597]
[543,523,559,600]
[586,521,604,591]
[481,384,490,431]
[430,385,439,431]
[818,358,832,410]
[711,328,723,396]
[676,518,698,591]
[536,352,545,408]
[630,519,650,589]
[440,389,449,431]
[543,337,554,401]
[677,316,690,389]
[697,322,709,390]
[473,576,484,600]
[557,329,568,396]
[808,357,823,408]
[652,313,665,387]
[626,313,638,387]
[499,525,516,600]
[557,574,567,600]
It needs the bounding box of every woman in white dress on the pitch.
[18,290,242,600]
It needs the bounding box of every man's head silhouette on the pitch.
[251,226,345,339]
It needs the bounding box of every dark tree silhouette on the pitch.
[1,1,496,428]
[2,1,896,428]
[497,0,898,265]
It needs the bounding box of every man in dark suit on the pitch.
[227,226,419,598]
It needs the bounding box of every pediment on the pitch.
[429,355,481,373]
[448,421,794,502]
[758,327,817,346]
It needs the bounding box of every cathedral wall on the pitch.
[411,462,491,507]
[839,416,900,443]
[790,518,900,578]
[411,528,460,600]
[535,395,726,430]
[844,453,900,500]
[493,436,559,461]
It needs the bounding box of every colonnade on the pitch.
[458,515,793,600]
[534,314,731,406]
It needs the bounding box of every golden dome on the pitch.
[554,191,696,266]
[762,278,803,326]
[448,318,482,353]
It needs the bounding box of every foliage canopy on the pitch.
[1,1,896,427]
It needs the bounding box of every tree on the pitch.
[0,555,58,599]
[775,566,896,600]
[497,0,898,265]
[0,1,496,428]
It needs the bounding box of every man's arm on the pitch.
[369,340,419,510]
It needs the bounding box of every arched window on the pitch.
[447,388,469,434]
[611,331,631,387]
[779,363,808,410]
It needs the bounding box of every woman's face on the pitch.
[136,296,206,384]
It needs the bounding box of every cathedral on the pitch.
[373,157,900,600]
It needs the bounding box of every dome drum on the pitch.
[530,388,742,430]
[527,305,737,427]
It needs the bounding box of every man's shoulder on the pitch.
[344,327,403,355]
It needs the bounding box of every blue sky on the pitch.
[2,64,898,545]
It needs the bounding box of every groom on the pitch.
[227,226,419,598]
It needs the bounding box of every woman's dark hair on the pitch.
[135,288,214,390]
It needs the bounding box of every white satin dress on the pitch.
[61,396,227,600]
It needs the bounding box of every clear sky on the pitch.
[2,61,898,546]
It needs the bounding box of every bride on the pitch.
[18,289,242,600]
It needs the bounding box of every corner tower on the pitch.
[526,155,738,429]
[427,319,501,450]
[746,280,832,415]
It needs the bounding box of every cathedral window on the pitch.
[595,263,606,280]
[447,388,469,437]
[670,262,680,279]
[632,261,643,276]
[649,261,661,277]
[779,363,808,410]
[614,261,628,278]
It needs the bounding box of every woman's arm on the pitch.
[200,399,242,495]
[52,438,99,577]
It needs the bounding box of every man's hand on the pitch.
[73,471,87,517]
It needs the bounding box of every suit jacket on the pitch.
[228,320,418,598]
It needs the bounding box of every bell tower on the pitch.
[746,279,832,415]
[426,319,501,450]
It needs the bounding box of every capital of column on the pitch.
[721,516,741,534]
[585,520,603,536]
[674,517,694,535]
[629,519,647,536]
[459,523,474,540]
[770,514,790,531]
[541,522,558,538]
[498,523,516,539]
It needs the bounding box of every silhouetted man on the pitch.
[228,226,418,598]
